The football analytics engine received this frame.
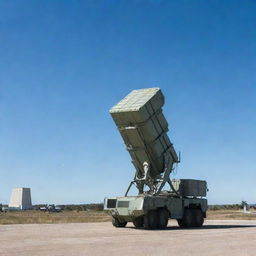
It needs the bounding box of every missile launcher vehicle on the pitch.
[104,88,208,229]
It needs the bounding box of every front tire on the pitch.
[177,218,185,228]
[144,210,158,229]
[133,217,144,228]
[112,217,127,228]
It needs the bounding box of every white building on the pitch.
[9,188,32,210]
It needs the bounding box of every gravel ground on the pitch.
[0,220,256,256]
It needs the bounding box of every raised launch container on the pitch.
[110,88,178,179]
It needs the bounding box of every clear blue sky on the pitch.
[0,0,255,205]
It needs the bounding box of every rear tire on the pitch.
[183,208,194,227]
[112,217,127,228]
[178,208,204,228]
[158,208,169,229]
[177,208,194,228]
[133,217,144,228]
[193,209,204,227]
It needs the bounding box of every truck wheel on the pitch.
[158,208,169,229]
[133,217,144,228]
[177,219,185,228]
[184,208,194,227]
[193,209,204,227]
[112,217,127,228]
[144,210,158,229]
[178,208,194,228]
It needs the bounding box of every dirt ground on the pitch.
[1,220,256,256]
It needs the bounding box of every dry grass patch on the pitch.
[207,210,256,220]
[0,210,111,225]
[1,209,256,225]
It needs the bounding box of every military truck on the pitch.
[39,204,62,212]
[104,88,207,229]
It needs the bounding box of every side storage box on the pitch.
[171,179,207,197]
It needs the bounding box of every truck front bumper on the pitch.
[104,196,145,221]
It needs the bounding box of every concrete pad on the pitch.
[0,220,256,256]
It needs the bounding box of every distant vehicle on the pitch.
[2,205,9,212]
[40,204,62,212]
